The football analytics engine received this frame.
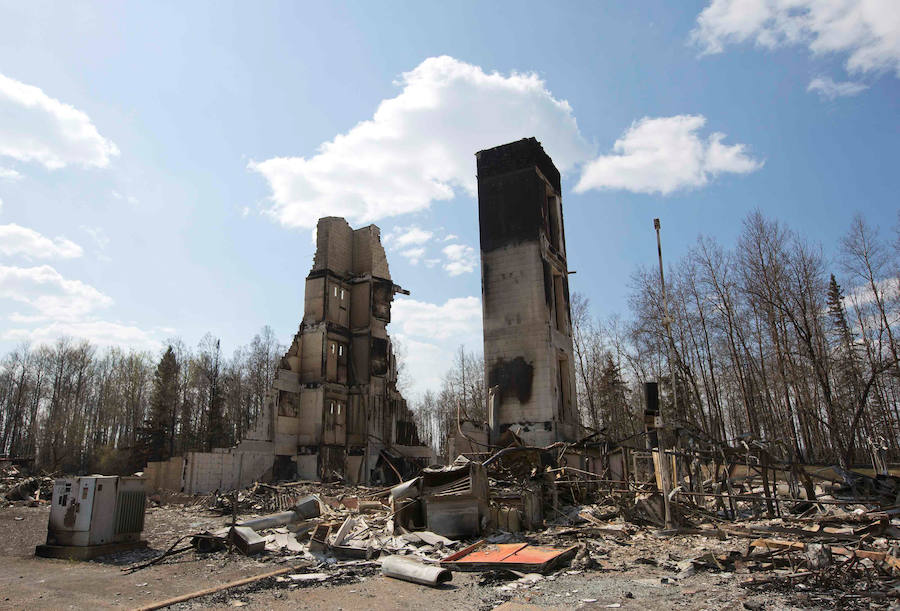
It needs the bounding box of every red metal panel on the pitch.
[441,540,578,572]
[503,545,570,564]
[447,543,527,563]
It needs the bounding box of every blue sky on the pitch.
[0,1,898,397]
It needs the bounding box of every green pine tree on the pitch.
[145,346,180,461]
[596,354,631,440]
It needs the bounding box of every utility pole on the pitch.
[653,218,675,530]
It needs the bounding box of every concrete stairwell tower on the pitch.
[476,138,580,447]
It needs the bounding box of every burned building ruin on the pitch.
[270,217,429,483]
[477,138,580,446]
[144,217,430,492]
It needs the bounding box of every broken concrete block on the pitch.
[358,500,383,513]
[269,531,303,552]
[415,531,457,546]
[331,517,357,547]
[229,526,265,555]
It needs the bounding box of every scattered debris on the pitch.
[134,563,313,611]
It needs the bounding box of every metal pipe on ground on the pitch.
[381,556,452,587]
[235,495,320,530]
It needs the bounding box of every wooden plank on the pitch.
[440,539,486,563]
[750,538,804,551]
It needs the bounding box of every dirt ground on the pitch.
[0,502,847,611]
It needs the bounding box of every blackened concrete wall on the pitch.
[477,138,580,446]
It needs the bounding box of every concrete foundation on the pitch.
[35,540,148,560]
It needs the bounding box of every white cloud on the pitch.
[249,56,591,229]
[807,75,869,98]
[443,234,459,242]
[0,264,111,321]
[424,258,441,268]
[0,223,83,259]
[392,336,449,398]
[79,225,111,261]
[2,320,162,352]
[442,243,478,276]
[575,115,762,195]
[691,0,900,77]
[0,167,21,180]
[400,247,426,265]
[391,296,483,396]
[0,73,119,169]
[384,225,434,248]
[0,263,162,351]
[110,190,138,205]
[392,296,482,341]
[79,225,110,250]
[847,276,899,307]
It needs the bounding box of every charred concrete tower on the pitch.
[477,138,579,446]
[271,217,430,482]
[143,217,430,493]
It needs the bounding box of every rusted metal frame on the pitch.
[750,538,900,574]
[674,490,882,506]
[379,450,403,482]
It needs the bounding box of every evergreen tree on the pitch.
[825,274,866,463]
[827,276,854,353]
[596,354,631,440]
[201,336,226,450]
[145,346,179,461]
[826,275,863,396]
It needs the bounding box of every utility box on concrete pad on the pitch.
[35,475,148,560]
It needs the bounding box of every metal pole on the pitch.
[653,218,675,530]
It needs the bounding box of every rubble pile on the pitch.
[0,462,52,505]
[124,438,899,608]
[207,480,375,515]
[9,426,897,607]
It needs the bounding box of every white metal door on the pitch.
[73,477,96,532]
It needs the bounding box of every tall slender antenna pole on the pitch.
[653,218,674,530]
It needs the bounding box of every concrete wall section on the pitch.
[300,327,324,382]
[143,457,184,492]
[304,276,325,325]
[296,454,317,480]
[297,388,324,445]
[352,225,391,279]
[181,445,274,494]
[313,217,354,276]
